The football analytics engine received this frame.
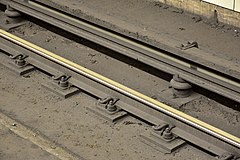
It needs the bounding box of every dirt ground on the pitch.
[0,124,59,160]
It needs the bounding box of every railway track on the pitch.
[1,0,240,104]
[0,29,239,158]
[0,1,240,159]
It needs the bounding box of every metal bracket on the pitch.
[52,75,72,90]
[180,41,198,50]
[98,96,119,113]
[87,96,128,123]
[156,90,201,110]
[218,153,236,160]
[3,54,35,75]
[140,123,186,154]
[152,124,177,142]
[41,74,80,98]
[0,5,26,31]
[170,74,192,98]
[10,54,29,67]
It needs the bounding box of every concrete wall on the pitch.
[155,0,240,28]
[203,0,234,10]
[236,0,240,12]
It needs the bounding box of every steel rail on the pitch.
[28,1,240,89]
[2,0,240,103]
[0,29,239,151]
[30,1,240,89]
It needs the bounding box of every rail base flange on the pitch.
[157,88,201,108]
[140,131,186,154]
[87,103,128,123]
[41,81,80,99]
[3,61,35,76]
